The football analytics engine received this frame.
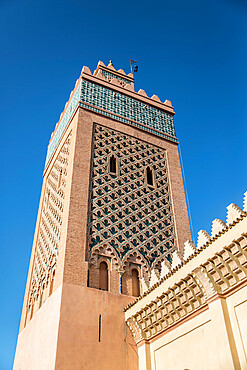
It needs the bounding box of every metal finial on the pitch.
[108,60,114,67]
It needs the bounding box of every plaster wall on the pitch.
[226,285,247,368]
[142,306,235,370]
[137,286,247,370]
[54,283,138,370]
[13,285,62,370]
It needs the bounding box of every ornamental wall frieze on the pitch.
[125,192,247,343]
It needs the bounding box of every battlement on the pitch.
[124,191,247,342]
[44,61,177,172]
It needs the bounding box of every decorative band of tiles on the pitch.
[78,102,178,143]
[44,82,81,167]
[102,70,131,85]
[45,80,177,169]
[80,81,176,138]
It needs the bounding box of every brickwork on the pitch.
[25,133,72,325]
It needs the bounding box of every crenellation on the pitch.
[197,229,211,248]
[226,203,245,226]
[171,249,183,270]
[243,191,247,211]
[160,259,171,278]
[150,269,161,287]
[211,218,227,237]
[151,94,161,102]
[183,240,197,260]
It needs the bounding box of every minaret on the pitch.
[14,61,191,369]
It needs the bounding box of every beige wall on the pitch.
[136,285,247,370]
[226,285,247,369]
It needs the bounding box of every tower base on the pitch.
[14,284,138,370]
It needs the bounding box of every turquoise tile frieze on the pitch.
[80,81,176,138]
[45,82,81,167]
[45,79,177,169]
[102,70,131,85]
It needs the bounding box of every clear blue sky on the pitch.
[0,0,246,368]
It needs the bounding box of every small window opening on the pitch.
[146,167,154,186]
[39,284,45,308]
[87,269,90,287]
[99,314,102,342]
[30,304,34,320]
[132,268,140,297]
[58,169,63,189]
[99,261,108,291]
[110,155,117,174]
[45,190,50,211]
[49,271,55,297]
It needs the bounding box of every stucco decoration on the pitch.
[125,194,247,344]
[27,132,72,321]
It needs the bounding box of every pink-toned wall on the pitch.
[13,285,62,370]
[14,283,138,370]
[55,283,138,370]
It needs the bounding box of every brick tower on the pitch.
[14,61,191,369]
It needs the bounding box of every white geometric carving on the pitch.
[211,218,227,238]
[183,240,197,260]
[160,259,171,278]
[141,276,150,293]
[150,269,160,286]
[226,203,245,226]
[243,192,247,212]
[197,230,211,248]
[171,250,183,270]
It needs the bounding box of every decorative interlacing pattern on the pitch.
[201,238,247,294]
[102,70,131,86]
[28,132,72,310]
[87,124,176,270]
[127,274,206,341]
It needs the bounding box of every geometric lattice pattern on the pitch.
[87,124,177,270]
[45,78,177,170]
[28,132,72,307]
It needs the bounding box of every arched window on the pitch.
[121,272,128,295]
[132,269,140,297]
[109,155,117,174]
[146,166,154,186]
[99,261,108,291]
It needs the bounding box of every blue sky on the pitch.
[0,0,246,368]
